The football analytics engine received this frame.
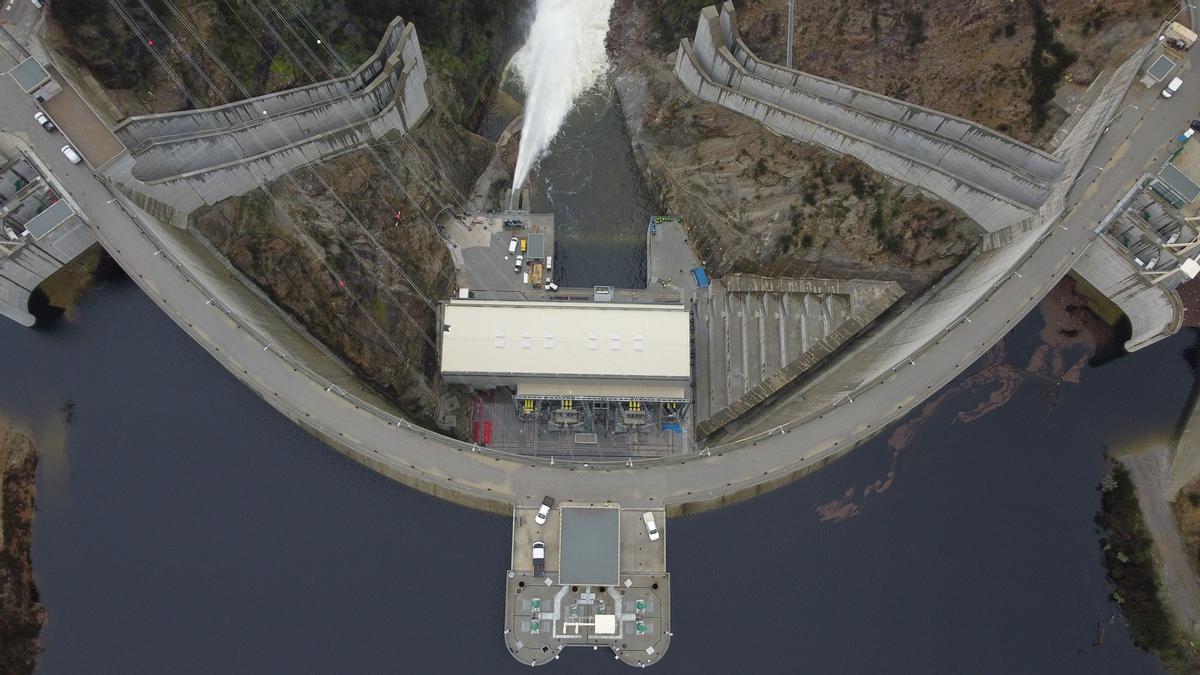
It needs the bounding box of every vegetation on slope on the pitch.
[0,426,43,675]
[642,0,1173,144]
[49,0,523,120]
[1097,464,1196,671]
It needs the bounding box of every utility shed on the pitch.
[526,233,545,260]
[21,200,75,239]
[9,58,49,93]
[1143,55,1176,87]
[1159,163,1200,204]
[438,300,691,399]
[558,506,620,586]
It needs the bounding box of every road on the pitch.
[1,32,1199,513]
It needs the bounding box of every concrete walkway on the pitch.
[1,30,1198,515]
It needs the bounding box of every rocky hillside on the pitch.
[48,1,523,432]
[642,0,1172,142]
[193,116,490,435]
[0,425,43,675]
[48,0,523,123]
[615,2,974,294]
[612,0,1171,294]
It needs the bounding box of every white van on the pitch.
[60,145,82,165]
[1163,76,1184,98]
[642,511,660,541]
[507,237,518,255]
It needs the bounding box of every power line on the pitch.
[110,0,485,425]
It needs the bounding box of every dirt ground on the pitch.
[0,424,43,675]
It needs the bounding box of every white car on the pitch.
[60,145,82,165]
[642,511,660,541]
[513,254,524,273]
[1163,76,1184,98]
[534,496,554,525]
[507,237,518,255]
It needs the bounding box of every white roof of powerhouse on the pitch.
[440,300,691,379]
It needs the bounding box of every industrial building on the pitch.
[439,299,692,456]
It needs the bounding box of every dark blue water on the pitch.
[3,268,1183,673]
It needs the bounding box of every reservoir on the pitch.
[1,263,1180,672]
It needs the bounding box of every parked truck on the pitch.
[532,541,545,577]
[1165,21,1197,50]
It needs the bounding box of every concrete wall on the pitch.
[714,6,1060,184]
[103,18,430,228]
[694,276,903,438]
[675,41,1034,231]
[0,216,96,325]
[680,4,1067,233]
[129,63,407,181]
[113,17,409,150]
[1171,391,1200,498]
[1072,235,1183,352]
[693,10,1151,441]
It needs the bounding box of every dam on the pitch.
[4,1,1200,668]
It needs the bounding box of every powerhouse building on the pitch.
[438,300,691,403]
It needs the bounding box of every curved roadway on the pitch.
[1,36,1196,514]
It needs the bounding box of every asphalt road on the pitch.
[2,34,1199,511]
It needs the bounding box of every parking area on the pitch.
[40,66,124,170]
[457,212,555,296]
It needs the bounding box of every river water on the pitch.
[527,83,655,289]
[1,259,1184,672]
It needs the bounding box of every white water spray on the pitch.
[510,0,615,199]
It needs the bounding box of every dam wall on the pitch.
[678,3,1066,232]
[673,3,1150,441]
[713,5,1061,183]
[1072,235,1183,352]
[113,18,409,150]
[103,18,430,227]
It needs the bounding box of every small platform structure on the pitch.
[505,503,670,667]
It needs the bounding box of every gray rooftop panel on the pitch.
[559,506,619,586]
[1160,163,1200,203]
[1148,55,1176,81]
[10,57,49,93]
[23,200,74,239]
[527,233,544,259]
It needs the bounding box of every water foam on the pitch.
[510,0,615,197]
